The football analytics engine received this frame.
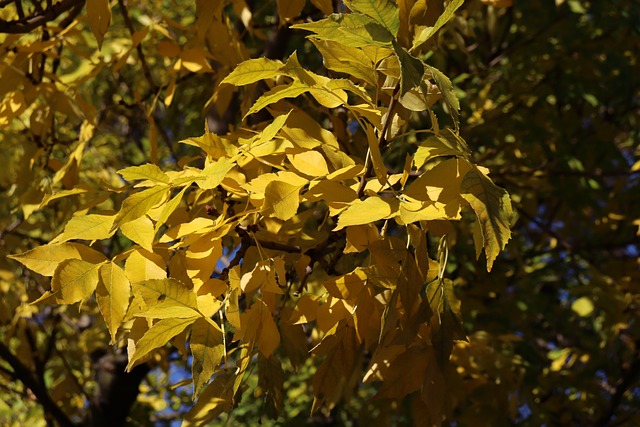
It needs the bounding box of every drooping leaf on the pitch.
[460,166,512,271]
[277,0,306,21]
[181,372,235,427]
[393,40,425,96]
[190,317,225,397]
[311,39,378,87]
[411,0,465,52]
[427,65,460,129]
[86,0,111,49]
[97,262,131,343]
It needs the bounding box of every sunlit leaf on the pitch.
[190,317,224,397]
[97,262,131,343]
[460,166,512,271]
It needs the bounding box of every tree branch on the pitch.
[0,341,75,427]
[0,0,85,33]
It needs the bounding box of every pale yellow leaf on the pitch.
[124,249,166,283]
[51,259,103,304]
[221,57,284,86]
[97,262,131,343]
[52,213,116,244]
[334,196,398,230]
[288,151,330,177]
[113,185,170,230]
[120,215,156,252]
[118,164,170,184]
[9,243,107,277]
[571,297,594,317]
[263,180,304,221]
[127,317,197,371]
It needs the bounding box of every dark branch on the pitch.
[0,341,75,427]
[0,0,85,34]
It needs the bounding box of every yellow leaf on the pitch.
[460,166,512,271]
[182,372,235,427]
[51,213,115,244]
[113,185,170,230]
[97,262,131,343]
[411,0,464,52]
[120,215,156,252]
[9,243,107,277]
[287,151,330,177]
[127,317,197,371]
[221,57,284,86]
[186,232,223,291]
[197,158,233,190]
[345,224,379,253]
[235,300,280,357]
[124,249,167,283]
[364,122,388,185]
[310,0,333,14]
[398,197,451,224]
[571,297,594,317]
[323,268,368,299]
[263,180,304,221]
[118,164,170,184]
[51,259,103,304]
[86,0,111,49]
[289,295,319,324]
[161,217,216,242]
[190,317,224,397]
[311,39,377,87]
[246,82,309,117]
[132,278,200,319]
[277,0,306,21]
[334,196,398,230]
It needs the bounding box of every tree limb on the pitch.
[0,341,75,427]
[0,0,85,34]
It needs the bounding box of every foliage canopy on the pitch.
[1,0,639,426]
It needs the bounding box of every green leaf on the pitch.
[311,39,378,87]
[393,41,425,96]
[127,317,197,371]
[460,166,512,271]
[411,0,465,52]
[132,278,200,319]
[118,163,170,184]
[220,57,284,86]
[343,0,400,36]
[427,65,460,129]
[191,317,225,398]
[112,185,170,230]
